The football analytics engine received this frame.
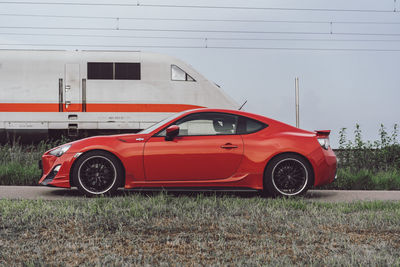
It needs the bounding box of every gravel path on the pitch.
[1,186,400,202]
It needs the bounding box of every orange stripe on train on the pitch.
[0,103,204,112]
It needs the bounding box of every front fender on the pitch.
[70,138,146,187]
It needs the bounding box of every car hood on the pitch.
[79,132,150,143]
[54,133,149,154]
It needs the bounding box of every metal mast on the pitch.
[295,77,300,128]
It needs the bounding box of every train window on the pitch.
[87,63,113,79]
[171,65,195,82]
[115,63,141,80]
[88,62,141,80]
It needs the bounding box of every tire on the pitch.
[72,150,123,197]
[263,154,312,197]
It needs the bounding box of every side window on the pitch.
[237,117,268,134]
[157,113,238,136]
[171,65,195,82]
[87,62,113,80]
[115,63,141,80]
[88,62,141,80]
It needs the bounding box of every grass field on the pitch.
[1,193,400,266]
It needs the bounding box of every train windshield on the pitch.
[139,111,186,134]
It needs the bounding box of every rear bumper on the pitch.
[310,148,337,187]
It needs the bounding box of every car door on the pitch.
[143,112,243,181]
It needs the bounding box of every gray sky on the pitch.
[1,0,399,147]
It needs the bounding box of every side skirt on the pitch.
[124,187,260,193]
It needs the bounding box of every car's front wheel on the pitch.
[264,154,312,197]
[72,150,123,197]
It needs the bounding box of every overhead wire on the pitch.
[1,25,400,36]
[1,32,400,43]
[0,1,398,13]
[1,43,400,52]
[0,13,400,25]
[0,2,399,51]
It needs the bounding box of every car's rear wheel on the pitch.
[72,151,123,197]
[264,154,312,197]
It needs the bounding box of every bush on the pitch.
[335,124,400,172]
[326,124,400,190]
[322,169,400,190]
[0,139,68,185]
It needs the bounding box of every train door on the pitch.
[64,64,81,112]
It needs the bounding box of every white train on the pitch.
[0,50,237,141]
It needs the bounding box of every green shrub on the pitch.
[326,123,400,190]
[321,169,400,190]
[336,124,400,172]
[0,162,40,185]
[0,139,68,185]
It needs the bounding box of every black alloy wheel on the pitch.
[73,151,123,197]
[264,154,312,197]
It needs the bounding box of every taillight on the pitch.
[315,130,331,150]
[318,138,330,150]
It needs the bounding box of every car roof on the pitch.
[182,108,273,124]
[182,108,313,134]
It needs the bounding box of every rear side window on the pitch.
[237,117,267,134]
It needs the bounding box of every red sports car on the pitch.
[39,108,337,197]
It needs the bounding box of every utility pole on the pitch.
[295,77,300,128]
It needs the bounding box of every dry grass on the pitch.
[1,194,400,266]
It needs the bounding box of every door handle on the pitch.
[221,143,238,149]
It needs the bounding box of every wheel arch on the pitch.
[69,149,126,188]
[263,152,315,189]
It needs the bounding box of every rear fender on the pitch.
[263,151,315,188]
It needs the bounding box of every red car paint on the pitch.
[39,108,337,192]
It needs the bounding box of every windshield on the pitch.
[138,111,186,134]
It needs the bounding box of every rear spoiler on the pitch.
[315,130,331,137]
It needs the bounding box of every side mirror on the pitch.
[165,125,180,141]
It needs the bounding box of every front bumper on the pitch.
[38,153,75,188]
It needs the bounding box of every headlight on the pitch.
[318,138,330,150]
[49,144,71,157]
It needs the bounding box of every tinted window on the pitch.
[115,63,141,80]
[237,117,267,134]
[157,113,238,136]
[88,62,141,80]
[87,62,113,80]
[139,111,186,134]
